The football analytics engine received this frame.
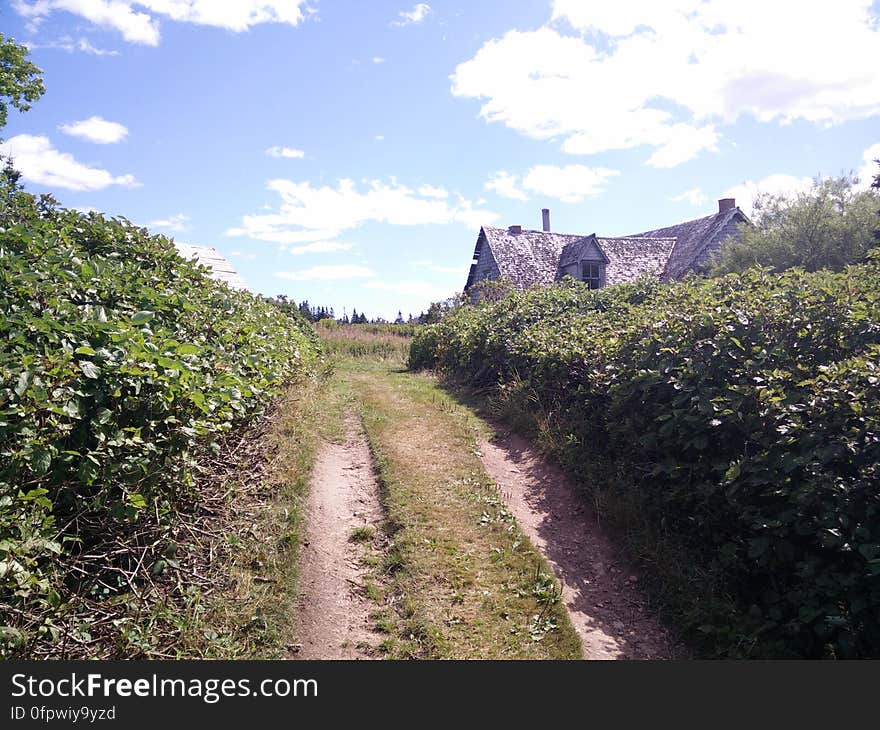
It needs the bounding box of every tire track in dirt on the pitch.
[293,413,384,659]
[479,432,676,659]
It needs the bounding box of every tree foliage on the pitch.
[0,34,45,131]
[709,175,880,275]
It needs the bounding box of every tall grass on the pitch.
[317,321,414,362]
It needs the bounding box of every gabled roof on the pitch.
[476,226,583,289]
[558,235,604,268]
[174,242,248,290]
[628,206,747,280]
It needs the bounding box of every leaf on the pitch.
[62,399,82,418]
[95,408,113,425]
[14,371,30,397]
[127,493,147,510]
[74,346,97,356]
[30,447,51,476]
[78,361,101,379]
[132,310,155,324]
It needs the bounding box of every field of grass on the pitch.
[317,321,413,361]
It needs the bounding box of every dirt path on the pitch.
[293,413,384,659]
[479,432,676,659]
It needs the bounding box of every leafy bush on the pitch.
[410,263,880,657]
[0,178,320,655]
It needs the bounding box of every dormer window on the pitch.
[581,260,604,289]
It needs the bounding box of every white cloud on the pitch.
[277,265,375,281]
[670,187,708,206]
[488,165,619,203]
[522,164,619,203]
[372,56,385,64]
[374,135,385,141]
[150,213,189,231]
[485,170,527,201]
[418,184,448,199]
[289,241,353,255]
[0,134,139,191]
[722,173,814,215]
[723,144,880,212]
[644,123,719,168]
[364,279,453,299]
[266,145,305,159]
[230,251,257,260]
[76,37,118,55]
[392,3,431,26]
[451,2,880,166]
[27,36,120,55]
[856,143,880,190]
[59,116,128,144]
[12,0,311,46]
[226,177,498,243]
[14,0,161,45]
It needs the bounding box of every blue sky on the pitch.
[2,1,879,320]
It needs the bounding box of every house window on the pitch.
[581,260,603,289]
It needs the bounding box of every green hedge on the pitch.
[410,263,880,657]
[0,181,320,653]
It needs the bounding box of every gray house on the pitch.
[464,199,749,292]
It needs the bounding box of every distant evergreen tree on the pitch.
[298,300,311,321]
[394,310,404,325]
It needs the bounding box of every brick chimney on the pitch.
[718,198,736,213]
[508,224,522,234]
[542,208,551,232]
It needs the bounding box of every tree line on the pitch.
[268,295,452,326]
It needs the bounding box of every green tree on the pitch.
[0,33,45,132]
[709,175,880,275]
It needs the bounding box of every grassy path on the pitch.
[324,352,582,659]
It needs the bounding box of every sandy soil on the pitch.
[293,414,384,659]
[479,432,676,659]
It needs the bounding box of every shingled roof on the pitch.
[470,226,584,289]
[594,237,677,285]
[629,204,748,280]
[468,227,677,290]
[174,243,248,290]
[465,200,749,292]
